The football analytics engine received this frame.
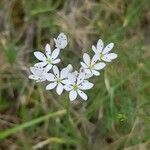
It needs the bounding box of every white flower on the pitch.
[80,53,106,76]
[54,33,67,49]
[34,44,60,71]
[28,65,48,82]
[92,39,117,62]
[45,66,69,95]
[64,72,94,101]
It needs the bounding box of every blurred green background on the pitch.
[0,0,149,149]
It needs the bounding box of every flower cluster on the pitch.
[29,33,117,101]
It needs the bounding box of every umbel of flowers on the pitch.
[29,33,117,101]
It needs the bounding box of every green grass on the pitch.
[0,0,149,149]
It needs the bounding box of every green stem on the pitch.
[0,109,66,140]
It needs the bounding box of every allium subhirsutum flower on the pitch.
[92,39,117,62]
[54,33,68,49]
[80,53,106,76]
[34,44,60,71]
[28,33,118,101]
[64,72,93,101]
[45,66,69,95]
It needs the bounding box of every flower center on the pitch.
[56,78,62,83]
[47,58,51,64]
[88,62,94,69]
[73,84,78,91]
[99,53,104,59]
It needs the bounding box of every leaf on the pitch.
[0,109,66,140]
[5,44,17,64]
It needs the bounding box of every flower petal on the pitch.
[53,65,59,77]
[34,62,47,67]
[55,33,68,49]
[46,82,57,90]
[52,58,60,64]
[68,72,76,84]
[34,51,46,61]
[36,78,45,82]
[78,80,94,90]
[77,90,87,100]
[60,67,69,79]
[102,43,114,54]
[92,70,100,76]
[45,44,51,57]
[56,83,63,95]
[80,62,88,69]
[84,73,93,79]
[97,39,104,52]
[94,62,106,70]
[64,85,73,91]
[51,48,60,60]
[77,72,85,84]
[84,69,92,74]
[45,73,55,81]
[69,90,77,101]
[67,64,73,72]
[28,75,39,80]
[105,53,117,60]
[91,55,99,65]
[45,64,52,72]
[83,53,90,65]
[30,66,45,76]
[61,79,69,85]
[92,45,98,54]
[101,55,112,62]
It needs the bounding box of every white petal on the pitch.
[60,67,69,79]
[46,82,57,90]
[92,45,98,54]
[34,62,47,67]
[97,39,104,52]
[68,72,76,84]
[84,73,93,79]
[102,43,114,54]
[78,80,94,90]
[30,67,36,74]
[52,58,60,64]
[45,73,55,81]
[61,79,69,85]
[56,83,63,95]
[67,64,73,72]
[28,75,39,80]
[34,51,46,61]
[69,90,77,101]
[55,33,68,49]
[92,70,100,76]
[77,72,85,84]
[105,53,117,60]
[64,85,73,91]
[30,66,44,76]
[94,62,106,70]
[53,65,59,77]
[77,90,87,100]
[91,55,99,65]
[36,78,45,82]
[83,53,90,65]
[45,64,52,72]
[84,69,92,74]
[101,55,112,62]
[80,62,88,69]
[51,48,60,60]
[45,44,51,57]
